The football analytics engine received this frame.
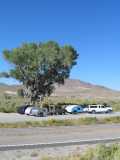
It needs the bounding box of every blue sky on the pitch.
[0,0,120,90]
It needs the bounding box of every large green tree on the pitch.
[0,41,78,104]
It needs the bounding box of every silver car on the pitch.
[25,107,47,117]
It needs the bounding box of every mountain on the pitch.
[0,79,120,100]
[51,79,120,100]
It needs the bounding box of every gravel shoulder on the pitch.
[1,143,120,160]
[0,144,98,160]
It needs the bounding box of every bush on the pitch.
[0,96,24,113]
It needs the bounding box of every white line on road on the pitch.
[0,137,120,151]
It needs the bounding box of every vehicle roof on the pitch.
[88,104,104,106]
[66,105,80,108]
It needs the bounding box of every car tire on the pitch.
[106,110,112,113]
[91,110,96,114]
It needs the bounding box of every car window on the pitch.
[82,105,88,108]
[90,106,97,108]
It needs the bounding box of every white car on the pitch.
[87,104,112,113]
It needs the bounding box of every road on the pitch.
[0,112,120,151]
[0,112,120,123]
[0,124,120,147]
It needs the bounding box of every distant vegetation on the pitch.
[0,94,120,113]
[0,95,24,113]
[42,144,120,160]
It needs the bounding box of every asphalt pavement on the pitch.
[0,124,120,146]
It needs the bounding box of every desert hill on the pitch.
[0,79,120,100]
[52,79,120,100]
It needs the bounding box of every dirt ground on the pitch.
[0,144,97,160]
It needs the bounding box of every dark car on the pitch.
[55,107,66,115]
[17,105,29,114]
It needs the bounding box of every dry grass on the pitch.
[0,116,120,128]
[41,144,120,160]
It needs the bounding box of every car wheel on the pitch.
[73,111,77,114]
[106,110,111,113]
[92,110,96,114]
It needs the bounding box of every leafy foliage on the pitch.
[2,41,78,103]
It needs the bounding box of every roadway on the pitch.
[0,124,120,148]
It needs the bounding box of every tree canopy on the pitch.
[1,41,78,104]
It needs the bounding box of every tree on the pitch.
[17,88,24,97]
[1,41,78,104]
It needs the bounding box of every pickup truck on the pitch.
[86,104,112,113]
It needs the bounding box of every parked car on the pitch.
[65,105,84,114]
[54,107,66,115]
[24,107,33,115]
[25,106,47,117]
[81,104,89,113]
[30,107,47,117]
[17,105,30,114]
[87,104,112,113]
